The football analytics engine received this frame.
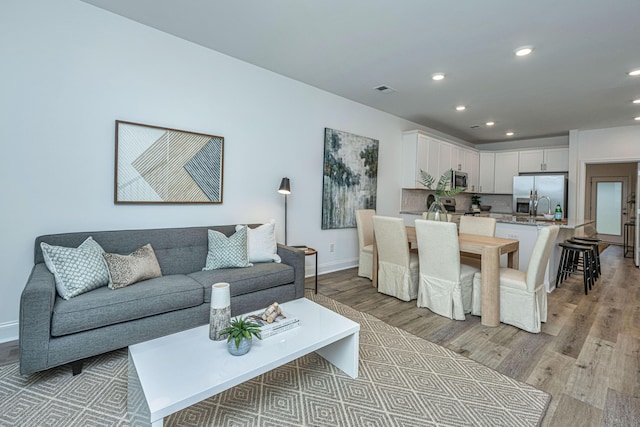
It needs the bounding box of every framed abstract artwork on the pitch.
[322,128,379,229]
[114,120,224,204]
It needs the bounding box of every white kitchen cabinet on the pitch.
[402,130,443,187]
[543,147,569,172]
[494,151,519,194]
[451,145,464,171]
[478,152,495,193]
[401,131,429,188]
[465,150,479,192]
[519,147,569,172]
[438,142,452,178]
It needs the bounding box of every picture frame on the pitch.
[114,120,224,204]
[321,128,378,229]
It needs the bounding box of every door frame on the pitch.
[589,176,628,244]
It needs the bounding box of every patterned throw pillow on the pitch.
[102,243,162,289]
[235,220,282,263]
[41,237,110,300]
[203,226,252,270]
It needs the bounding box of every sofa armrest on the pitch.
[19,263,57,375]
[277,244,305,299]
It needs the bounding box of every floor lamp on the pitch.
[278,177,291,245]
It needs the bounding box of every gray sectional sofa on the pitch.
[19,225,305,375]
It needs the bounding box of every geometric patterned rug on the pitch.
[0,292,550,426]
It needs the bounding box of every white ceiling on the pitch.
[80,0,640,144]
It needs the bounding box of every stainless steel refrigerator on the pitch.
[513,174,568,218]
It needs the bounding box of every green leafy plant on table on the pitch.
[220,316,262,349]
[418,168,465,197]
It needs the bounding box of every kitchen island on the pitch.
[493,216,595,292]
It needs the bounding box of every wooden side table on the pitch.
[293,246,318,293]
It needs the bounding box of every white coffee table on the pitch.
[128,298,360,427]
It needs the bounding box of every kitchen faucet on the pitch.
[534,196,551,216]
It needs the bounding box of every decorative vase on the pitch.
[209,282,231,341]
[425,195,449,222]
[227,337,252,356]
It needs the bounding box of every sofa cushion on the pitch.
[51,274,204,337]
[204,227,252,270]
[41,237,110,300]
[102,243,163,289]
[189,262,295,303]
[236,221,281,263]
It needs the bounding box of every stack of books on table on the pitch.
[246,309,300,338]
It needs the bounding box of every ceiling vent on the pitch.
[469,125,480,129]
[373,85,395,94]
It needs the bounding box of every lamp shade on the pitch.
[278,177,291,194]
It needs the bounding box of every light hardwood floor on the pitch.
[2,245,637,425]
[315,245,640,427]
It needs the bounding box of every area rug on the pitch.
[0,292,550,426]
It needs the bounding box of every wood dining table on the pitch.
[372,226,519,327]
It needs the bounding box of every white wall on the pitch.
[0,0,446,342]
[569,125,640,220]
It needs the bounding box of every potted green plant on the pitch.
[220,316,262,356]
[471,194,481,210]
[419,169,465,221]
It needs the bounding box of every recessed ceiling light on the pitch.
[635,116,640,121]
[514,46,534,56]
[455,105,466,111]
[432,73,445,81]
[633,99,640,104]
[629,69,640,76]
[486,121,495,126]
[506,131,515,136]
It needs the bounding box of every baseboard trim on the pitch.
[0,321,19,344]
[305,258,357,278]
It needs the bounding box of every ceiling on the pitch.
[80,0,640,144]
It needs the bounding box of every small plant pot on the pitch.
[227,337,252,356]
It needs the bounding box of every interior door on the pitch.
[590,176,628,244]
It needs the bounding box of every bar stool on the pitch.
[566,238,599,281]
[571,236,602,278]
[556,241,595,295]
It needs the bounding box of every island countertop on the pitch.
[494,216,594,229]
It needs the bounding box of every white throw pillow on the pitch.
[236,220,281,263]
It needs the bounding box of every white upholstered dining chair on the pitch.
[459,216,496,236]
[355,209,375,279]
[459,216,497,267]
[372,215,419,301]
[415,219,479,320]
[471,225,560,333]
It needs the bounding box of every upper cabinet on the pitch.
[402,131,430,188]
[465,150,479,192]
[494,151,519,193]
[402,130,479,189]
[478,152,495,193]
[478,151,519,194]
[518,147,569,173]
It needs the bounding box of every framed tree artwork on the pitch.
[322,128,379,229]
[114,120,224,204]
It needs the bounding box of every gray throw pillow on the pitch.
[41,237,109,300]
[203,226,252,270]
[102,243,163,289]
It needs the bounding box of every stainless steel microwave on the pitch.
[451,170,468,190]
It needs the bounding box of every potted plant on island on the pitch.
[220,316,262,356]
[471,194,481,210]
[419,169,465,221]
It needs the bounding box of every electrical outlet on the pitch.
[329,243,335,252]
[507,233,518,239]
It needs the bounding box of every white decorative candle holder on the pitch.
[209,282,231,341]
